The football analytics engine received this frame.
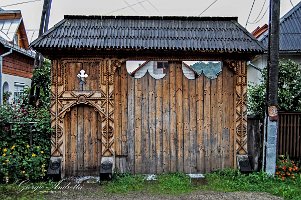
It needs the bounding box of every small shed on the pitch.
[31,15,264,177]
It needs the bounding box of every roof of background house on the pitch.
[252,24,268,39]
[0,8,29,49]
[259,1,301,52]
[31,15,265,53]
[0,36,35,58]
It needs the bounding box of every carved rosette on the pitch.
[50,58,122,159]
[226,60,248,155]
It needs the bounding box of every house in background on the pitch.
[129,60,221,80]
[249,1,301,85]
[0,8,35,104]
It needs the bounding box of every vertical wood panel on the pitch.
[203,76,211,172]
[196,75,205,172]
[189,79,197,173]
[65,112,71,176]
[84,108,90,174]
[210,78,218,171]
[141,75,149,173]
[149,75,156,173]
[71,107,77,175]
[228,67,235,167]
[91,109,98,174]
[169,63,177,172]
[77,106,84,176]
[121,67,128,156]
[217,73,223,170]
[134,77,142,173]
[127,72,135,173]
[183,75,190,173]
[155,78,163,173]
[114,68,122,156]
[97,113,102,171]
[162,68,170,172]
[176,64,184,172]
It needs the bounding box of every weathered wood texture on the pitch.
[64,105,101,176]
[114,61,238,173]
[50,58,247,176]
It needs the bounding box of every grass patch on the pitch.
[0,181,56,200]
[102,173,145,193]
[202,168,301,200]
[102,173,194,195]
[2,170,301,199]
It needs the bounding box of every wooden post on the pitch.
[264,0,280,175]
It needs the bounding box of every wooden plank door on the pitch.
[65,105,102,176]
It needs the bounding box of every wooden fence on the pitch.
[114,62,236,174]
[278,112,301,160]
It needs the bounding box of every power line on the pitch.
[136,0,149,13]
[123,0,138,14]
[290,0,294,7]
[0,0,41,8]
[245,0,256,28]
[198,0,219,16]
[247,6,268,24]
[145,0,159,13]
[106,0,147,15]
[249,0,266,23]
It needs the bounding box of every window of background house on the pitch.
[14,82,25,103]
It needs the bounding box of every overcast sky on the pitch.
[1,0,300,43]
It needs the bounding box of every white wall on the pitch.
[249,53,301,86]
[1,73,31,103]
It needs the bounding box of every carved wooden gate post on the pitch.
[99,59,122,174]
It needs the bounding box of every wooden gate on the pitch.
[64,105,102,176]
[50,59,122,177]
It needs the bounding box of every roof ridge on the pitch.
[64,15,238,21]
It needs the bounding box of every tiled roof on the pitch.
[31,15,264,53]
[260,1,301,52]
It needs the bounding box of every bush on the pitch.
[0,103,51,182]
[248,59,301,118]
[276,155,300,181]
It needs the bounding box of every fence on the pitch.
[278,112,301,160]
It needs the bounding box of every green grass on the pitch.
[102,172,194,195]
[1,170,301,199]
[0,181,55,200]
[203,168,301,200]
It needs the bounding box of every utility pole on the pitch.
[264,0,280,175]
[29,0,52,106]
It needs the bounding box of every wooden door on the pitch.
[65,105,102,176]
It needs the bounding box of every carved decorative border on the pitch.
[225,60,248,155]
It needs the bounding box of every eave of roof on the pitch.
[0,36,35,58]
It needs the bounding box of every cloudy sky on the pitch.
[1,0,300,43]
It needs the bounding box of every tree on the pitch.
[248,59,301,118]
[29,60,51,107]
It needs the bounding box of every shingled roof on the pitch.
[31,15,264,53]
[260,1,301,52]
